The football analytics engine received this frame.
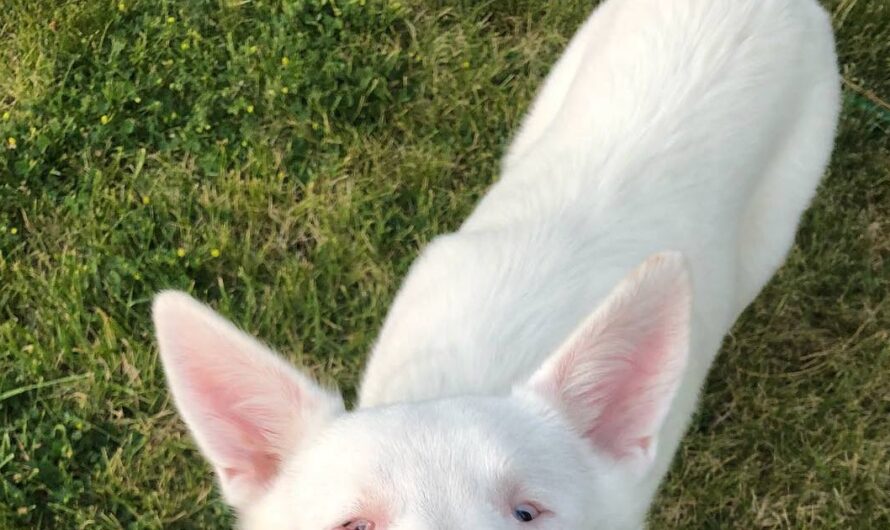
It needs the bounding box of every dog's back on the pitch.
[360,0,839,420]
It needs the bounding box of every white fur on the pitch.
[154,0,840,528]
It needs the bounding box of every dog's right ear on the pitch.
[153,291,344,509]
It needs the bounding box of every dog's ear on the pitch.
[523,252,691,470]
[153,291,344,508]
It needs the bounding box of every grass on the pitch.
[0,0,887,527]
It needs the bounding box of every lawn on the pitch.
[1,0,888,528]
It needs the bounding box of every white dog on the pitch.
[153,0,840,528]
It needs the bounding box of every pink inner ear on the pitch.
[154,291,344,507]
[528,252,691,463]
[181,358,303,486]
[580,324,678,458]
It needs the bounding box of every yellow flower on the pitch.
[117,2,126,11]
[100,114,110,125]
[180,41,190,51]
[167,16,176,24]
[2,111,9,120]
[9,227,17,235]
[210,248,221,258]
[176,247,186,257]
[281,56,290,66]
[281,86,289,94]
[246,104,254,113]
[134,96,142,103]
[6,137,16,149]
[141,195,151,205]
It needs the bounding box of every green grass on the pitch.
[1,0,887,527]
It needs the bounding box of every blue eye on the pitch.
[512,503,540,522]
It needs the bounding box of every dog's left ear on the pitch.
[522,252,691,469]
[153,291,344,508]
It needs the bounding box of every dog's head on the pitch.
[153,253,690,529]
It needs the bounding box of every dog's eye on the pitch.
[512,503,540,522]
[343,520,374,530]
